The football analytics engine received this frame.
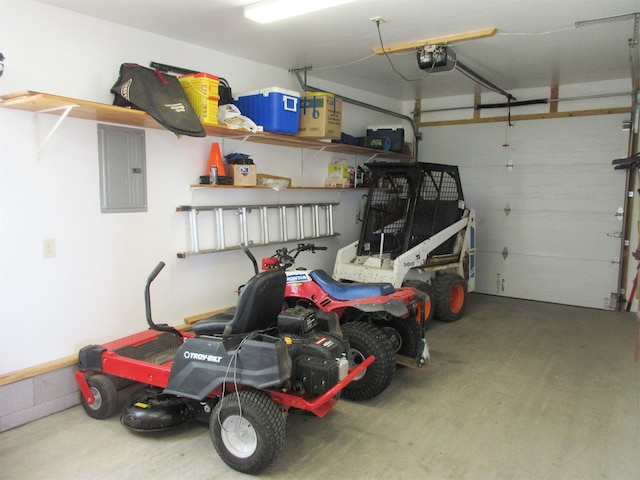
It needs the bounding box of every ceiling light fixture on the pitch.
[244,0,356,24]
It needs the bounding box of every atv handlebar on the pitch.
[264,243,327,270]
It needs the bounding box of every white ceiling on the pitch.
[36,0,639,101]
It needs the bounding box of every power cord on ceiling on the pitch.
[374,19,429,82]
[497,27,575,36]
[311,52,377,71]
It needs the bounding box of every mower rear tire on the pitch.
[210,389,285,474]
[342,321,395,401]
[81,374,118,420]
[433,274,467,322]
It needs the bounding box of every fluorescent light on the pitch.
[244,0,356,24]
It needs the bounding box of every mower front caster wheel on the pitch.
[81,374,118,420]
[210,389,286,475]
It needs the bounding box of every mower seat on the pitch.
[309,269,395,301]
[192,269,286,336]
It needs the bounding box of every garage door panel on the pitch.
[509,116,628,159]
[476,251,618,310]
[476,209,622,262]
[424,114,628,309]
[461,164,624,214]
[428,117,628,168]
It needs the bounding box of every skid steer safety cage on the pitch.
[358,163,465,259]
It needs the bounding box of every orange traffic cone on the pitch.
[206,142,225,182]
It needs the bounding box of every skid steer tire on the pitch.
[210,389,285,475]
[433,274,467,322]
[342,322,395,401]
[402,280,435,325]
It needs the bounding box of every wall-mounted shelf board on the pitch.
[190,184,367,190]
[0,91,414,161]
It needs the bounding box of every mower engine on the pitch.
[277,306,350,395]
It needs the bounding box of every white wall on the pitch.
[0,1,405,374]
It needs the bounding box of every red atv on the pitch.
[262,243,430,401]
[75,259,372,474]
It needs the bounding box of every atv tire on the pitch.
[81,374,118,420]
[210,389,285,474]
[402,279,435,324]
[374,316,423,359]
[341,322,395,401]
[433,274,467,322]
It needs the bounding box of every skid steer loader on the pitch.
[334,162,476,322]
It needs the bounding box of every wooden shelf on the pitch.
[0,91,414,161]
[190,184,367,190]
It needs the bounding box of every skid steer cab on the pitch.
[75,258,372,475]
[334,162,476,323]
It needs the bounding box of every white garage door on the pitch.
[422,114,629,309]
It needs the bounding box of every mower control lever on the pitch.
[244,247,260,275]
[144,261,183,338]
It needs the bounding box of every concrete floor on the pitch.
[1,294,639,480]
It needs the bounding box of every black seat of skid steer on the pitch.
[310,269,395,301]
[192,269,286,336]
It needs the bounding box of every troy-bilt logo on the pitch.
[184,351,222,363]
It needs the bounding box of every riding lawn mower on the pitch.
[75,255,372,474]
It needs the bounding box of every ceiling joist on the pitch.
[373,27,498,55]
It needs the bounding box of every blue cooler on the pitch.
[234,87,300,135]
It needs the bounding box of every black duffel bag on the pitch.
[111,63,205,137]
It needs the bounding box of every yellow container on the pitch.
[179,73,220,125]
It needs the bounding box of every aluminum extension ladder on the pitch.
[176,202,339,258]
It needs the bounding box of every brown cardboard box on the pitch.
[298,93,342,139]
[324,177,349,188]
[230,164,257,186]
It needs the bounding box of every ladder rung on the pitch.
[177,202,339,257]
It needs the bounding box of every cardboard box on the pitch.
[233,87,300,135]
[298,93,343,139]
[230,164,257,186]
[324,177,349,188]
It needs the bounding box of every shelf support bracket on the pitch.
[306,146,327,163]
[364,153,380,163]
[34,104,79,154]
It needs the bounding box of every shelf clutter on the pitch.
[0,91,414,161]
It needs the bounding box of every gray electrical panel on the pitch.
[97,124,147,213]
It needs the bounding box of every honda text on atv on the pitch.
[262,243,430,401]
[75,257,373,474]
